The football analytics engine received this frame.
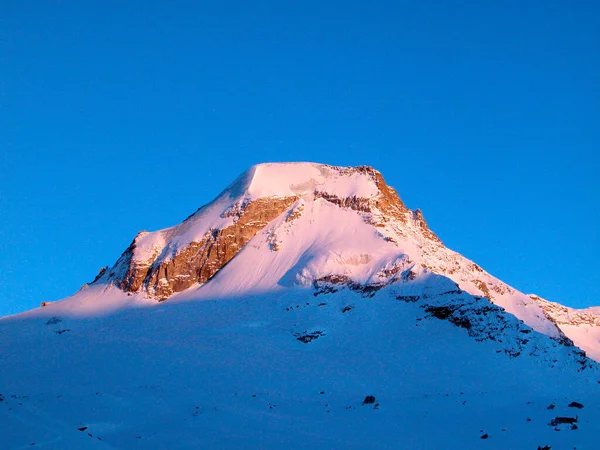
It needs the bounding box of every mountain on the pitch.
[1,162,599,449]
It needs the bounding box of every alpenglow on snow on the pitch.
[2,162,599,449]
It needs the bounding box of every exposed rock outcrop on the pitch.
[110,196,297,300]
[313,191,372,213]
[413,209,441,243]
[314,166,441,243]
[532,295,600,327]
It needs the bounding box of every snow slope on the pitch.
[1,286,599,449]
[1,162,599,449]
[119,162,381,264]
[531,295,600,363]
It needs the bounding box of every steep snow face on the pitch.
[181,198,401,298]
[121,162,382,263]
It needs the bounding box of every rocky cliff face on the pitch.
[108,196,298,300]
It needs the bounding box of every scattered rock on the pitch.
[571,424,579,430]
[396,295,420,303]
[549,416,577,427]
[296,331,325,343]
[546,403,556,410]
[77,427,88,432]
[312,274,386,298]
[537,446,551,450]
[362,395,376,405]
[425,305,455,320]
[568,401,584,409]
[480,433,488,439]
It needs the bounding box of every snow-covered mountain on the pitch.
[1,162,599,449]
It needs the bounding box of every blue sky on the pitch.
[1,1,598,316]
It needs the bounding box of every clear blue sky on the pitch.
[1,1,598,316]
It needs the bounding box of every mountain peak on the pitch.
[30,161,600,368]
[92,162,438,301]
[225,162,383,201]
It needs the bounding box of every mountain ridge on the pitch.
[14,162,599,364]
[64,163,600,366]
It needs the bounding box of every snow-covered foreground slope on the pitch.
[2,162,600,449]
[2,286,600,449]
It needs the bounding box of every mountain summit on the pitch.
[104,163,436,299]
[2,162,600,449]
[79,162,599,362]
